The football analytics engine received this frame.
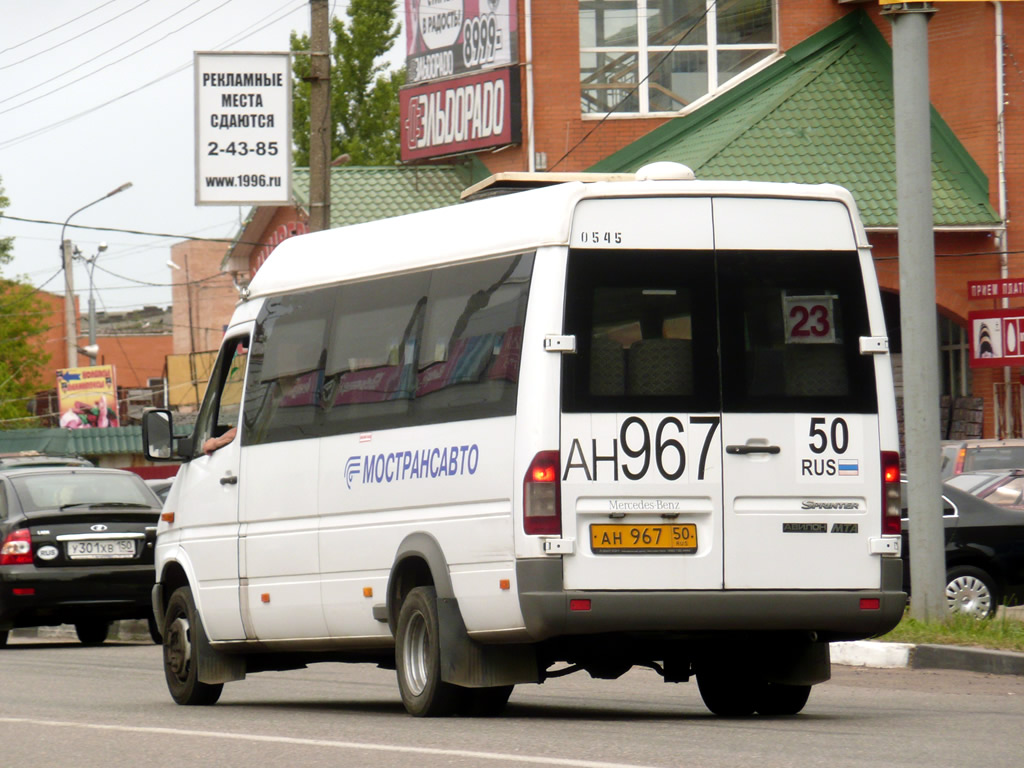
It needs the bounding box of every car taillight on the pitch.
[954,447,965,474]
[0,529,33,565]
[881,451,901,536]
[524,450,561,536]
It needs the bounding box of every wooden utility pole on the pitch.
[309,0,331,232]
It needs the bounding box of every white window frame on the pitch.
[579,0,779,118]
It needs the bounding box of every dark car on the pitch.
[901,471,1024,619]
[0,467,162,646]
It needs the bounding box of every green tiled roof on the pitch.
[591,11,1000,228]
[292,165,471,228]
[0,424,191,457]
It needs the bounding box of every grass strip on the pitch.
[876,611,1024,653]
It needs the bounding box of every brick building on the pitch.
[229,1,1024,437]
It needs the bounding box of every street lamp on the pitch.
[76,242,108,366]
[60,182,133,368]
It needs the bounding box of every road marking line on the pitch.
[0,716,656,768]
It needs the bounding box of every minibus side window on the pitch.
[319,252,534,437]
[415,253,533,421]
[322,271,431,433]
[193,335,250,458]
[243,289,331,446]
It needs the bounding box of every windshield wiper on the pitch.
[59,501,151,510]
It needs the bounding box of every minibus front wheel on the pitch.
[163,586,223,706]
[395,586,459,716]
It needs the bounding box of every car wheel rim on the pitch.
[945,575,992,619]
[402,610,429,697]
[166,616,192,682]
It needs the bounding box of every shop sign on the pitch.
[400,67,521,161]
[968,308,1024,368]
[967,278,1024,300]
[404,1,518,85]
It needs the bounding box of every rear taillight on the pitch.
[524,450,561,536]
[881,451,901,535]
[954,447,965,474]
[0,529,33,565]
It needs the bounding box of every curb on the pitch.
[11,620,153,643]
[832,640,1024,676]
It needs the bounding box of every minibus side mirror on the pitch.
[142,408,190,462]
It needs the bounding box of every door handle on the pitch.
[726,444,781,455]
[220,473,238,485]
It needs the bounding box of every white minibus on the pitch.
[143,162,905,717]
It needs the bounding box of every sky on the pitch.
[0,0,405,315]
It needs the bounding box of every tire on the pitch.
[946,565,1000,620]
[755,683,811,716]
[0,630,8,647]
[696,667,762,717]
[74,621,111,646]
[395,586,459,717]
[163,586,223,706]
[147,615,162,644]
[456,685,514,717]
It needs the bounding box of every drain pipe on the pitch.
[525,0,535,171]
[994,2,1011,434]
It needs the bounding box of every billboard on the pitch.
[56,366,119,429]
[195,52,292,205]
[405,1,518,85]
[968,308,1024,368]
[400,67,521,161]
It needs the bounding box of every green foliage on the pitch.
[877,611,1024,653]
[0,177,49,427]
[0,180,13,266]
[291,0,405,167]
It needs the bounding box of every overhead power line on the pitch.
[0,0,157,72]
[0,0,307,151]
[0,213,267,246]
[0,0,230,117]
[0,0,121,56]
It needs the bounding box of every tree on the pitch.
[0,177,49,427]
[291,0,405,167]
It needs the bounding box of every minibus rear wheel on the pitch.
[696,666,760,716]
[163,586,223,706]
[754,682,811,716]
[395,586,458,716]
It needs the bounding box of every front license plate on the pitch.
[590,524,698,554]
[67,540,136,559]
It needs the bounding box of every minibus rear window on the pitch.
[562,249,720,414]
[717,250,877,414]
[562,249,878,415]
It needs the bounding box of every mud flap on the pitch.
[762,640,831,686]
[195,610,247,685]
[437,597,540,687]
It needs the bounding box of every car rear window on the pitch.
[9,472,159,513]
[963,446,1024,472]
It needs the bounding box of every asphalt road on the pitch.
[1,637,1022,768]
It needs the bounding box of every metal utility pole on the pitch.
[308,0,331,232]
[885,2,947,621]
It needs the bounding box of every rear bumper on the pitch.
[516,558,906,642]
[0,564,155,630]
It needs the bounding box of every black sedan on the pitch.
[901,471,1024,619]
[0,467,162,646]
